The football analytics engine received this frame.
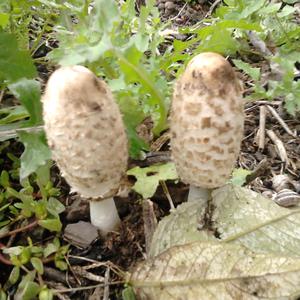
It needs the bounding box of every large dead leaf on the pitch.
[150,184,300,257]
[130,241,300,300]
[149,201,216,258]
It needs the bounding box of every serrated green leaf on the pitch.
[277,5,295,17]
[239,0,266,19]
[18,131,51,180]
[233,59,261,81]
[38,218,62,232]
[8,79,42,125]
[127,163,178,199]
[30,257,44,274]
[0,33,36,83]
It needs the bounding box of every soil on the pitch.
[0,1,300,299]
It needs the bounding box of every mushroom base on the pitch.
[187,185,211,203]
[90,197,121,234]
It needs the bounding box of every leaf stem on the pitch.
[0,220,39,239]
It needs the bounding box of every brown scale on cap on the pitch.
[170,52,244,189]
[43,66,128,199]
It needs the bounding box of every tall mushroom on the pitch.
[170,52,244,201]
[43,65,128,234]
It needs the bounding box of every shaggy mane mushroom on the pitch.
[170,52,244,201]
[43,65,128,234]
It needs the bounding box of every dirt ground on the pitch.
[1,1,299,299]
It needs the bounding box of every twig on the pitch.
[169,3,187,22]
[142,199,158,255]
[150,131,171,151]
[258,106,266,150]
[160,180,175,210]
[244,158,269,185]
[204,0,222,18]
[256,101,282,105]
[144,151,171,165]
[266,105,297,138]
[53,281,124,294]
[248,31,272,56]
[0,220,39,239]
[247,31,283,81]
[72,266,105,282]
[103,268,110,300]
[0,89,5,103]
[0,125,44,140]
[0,252,12,265]
[67,256,125,277]
[44,267,77,286]
[266,130,289,166]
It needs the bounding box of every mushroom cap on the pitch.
[170,52,244,189]
[43,65,128,198]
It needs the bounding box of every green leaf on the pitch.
[38,218,62,232]
[239,0,266,19]
[43,241,59,258]
[39,288,53,300]
[34,200,48,219]
[18,131,51,180]
[277,5,295,17]
[0,33,37,83]
[0,171,10,188]
[233,59,261,81]
[46,197,65,217]
[15,278,40,300]
[0,106,29,125]
[230,168,252,186]
[8,79,42,125]
[30,257,44,274]
[94,0,119,32]
[0,13,9,28]
[8,266,20,285]
[122,286,136,300]
[19,247,31,264]
[2,246,24,256]
[55,259,68,271]
[282,0,299,3]
[0,290,7,300]
[127,162,178,199]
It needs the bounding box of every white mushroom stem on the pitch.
[90,197,121,234]
[187,186,211,203]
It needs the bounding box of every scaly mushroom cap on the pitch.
[170,52,244,189]
[43,66,128,198]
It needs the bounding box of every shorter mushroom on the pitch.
[43,66,128,233]
[170,52,244,201]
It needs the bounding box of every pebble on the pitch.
[158,3,165,10]
[165,1,177,10]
